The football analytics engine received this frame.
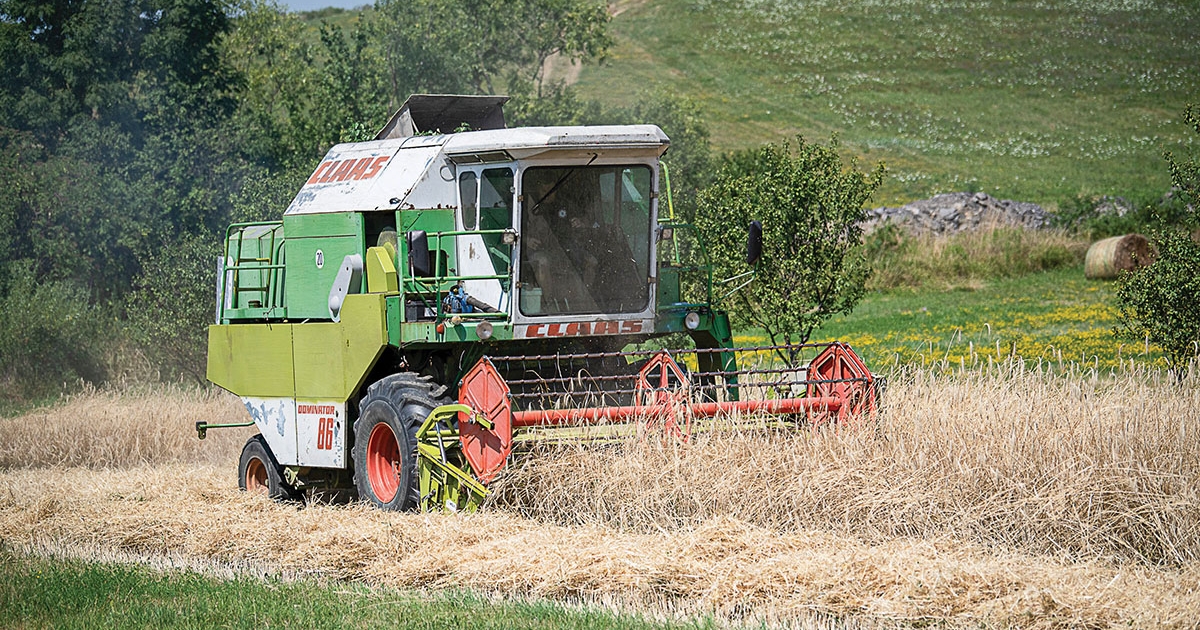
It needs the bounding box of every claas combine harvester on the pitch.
[200,95,879,512]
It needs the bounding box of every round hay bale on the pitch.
[1084,234,1154,279]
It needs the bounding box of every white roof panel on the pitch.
[283,125,670,215]
[285,138,446,215]
[444,125,669,159]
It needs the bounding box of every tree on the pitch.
[0,0,236,147]
[128,233,222,382]
[0,0,252,398]
[371,0,610,98]
[1116,105,1200,375]
[625,93,713,220]
[694,137,884,358]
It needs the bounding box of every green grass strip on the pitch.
[736,266,1157,370]
[0,550,716,630]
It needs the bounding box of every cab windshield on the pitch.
[519,165,652,316]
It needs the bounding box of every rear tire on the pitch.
[352,373,450,511]
[238,435,298,501]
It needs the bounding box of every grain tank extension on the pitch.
[201,94,878,511]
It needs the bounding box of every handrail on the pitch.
[220,221,286,322]
[660,161,676,222]
[405,228,517,323]
[657,221,714,307]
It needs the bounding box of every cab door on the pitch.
[456,165,515,312]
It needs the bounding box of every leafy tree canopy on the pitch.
[695,138,884,356]
[373,0,610,97]
[0,0,237,146]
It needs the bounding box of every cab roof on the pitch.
[284,125,669,216]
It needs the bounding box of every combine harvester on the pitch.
[200,95,878,512]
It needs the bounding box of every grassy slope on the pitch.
[732,265,1143,370]
[0,550,699,630]
[579,0,1200,206]
[811,265,1140,369]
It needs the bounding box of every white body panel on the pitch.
[295,401,348,468]
[285,140,443,215]
[243,397,297,465]
[284,125,668,216]
[457,233,506,310]
[443,125,670,160]
[242,397,347,468]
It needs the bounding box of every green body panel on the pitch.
[688,310,739,401]
[398,322,513,345]
[292,294,388,400]
[283,213,365,320]
[657,264,681,309]
[206,294,387,402]
[207,324,295,397]
[386,296,404,343]
[399,208,455,235]
[283,212,364,239]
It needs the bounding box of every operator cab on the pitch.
[220,94,671,347]
[440,123,668,338]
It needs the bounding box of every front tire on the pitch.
[352,373,449,511]
[238,435,297,501]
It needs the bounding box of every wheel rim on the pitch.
[245,456,269,493]
[366,422,401,503]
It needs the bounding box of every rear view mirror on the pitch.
[407,230,432,277]
[746,220,763,265]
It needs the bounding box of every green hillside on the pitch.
[574,0,1200,206]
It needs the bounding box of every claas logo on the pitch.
[306,156,390,185]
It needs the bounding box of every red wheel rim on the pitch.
[245,457,269,493]
[366,422,401,503]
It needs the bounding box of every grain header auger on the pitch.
[200,94,879,512]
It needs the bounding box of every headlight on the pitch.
[684,311,701,330]
[501,230,518,245]
[476,321,494,340]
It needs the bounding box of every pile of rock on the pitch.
[863,192,1050,234]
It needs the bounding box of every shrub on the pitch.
[127,234,222,383]
[864,225,1088,291]
[694,137,884,351]
[0,262,110,406]
[1115,105,1200,374]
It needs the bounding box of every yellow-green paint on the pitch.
[293,294,387,399]
[207,294,388,402]
[416,404,490,512]
[365,246,399,294]
[207,323,295,397]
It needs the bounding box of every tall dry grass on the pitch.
[2,365,1199,627]
[494,361,1200,567]
[0,384,250,469]
[865,225,1088,290]
[3,464,1199,628]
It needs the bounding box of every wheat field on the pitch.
[1,364,1198,628]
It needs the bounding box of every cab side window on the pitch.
[458,171,478,230]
